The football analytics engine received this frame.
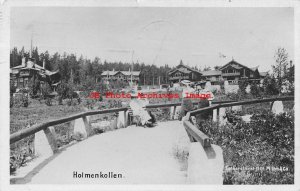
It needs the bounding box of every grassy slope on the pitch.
[10,99,84,134]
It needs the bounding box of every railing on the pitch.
[183,96,294,149]
[169,76,189,80]
[222,72,240,77]
[9,100,241,142]
[10,96,294,158]
[10,107,129,148]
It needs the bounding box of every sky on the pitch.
[10,7,294,72]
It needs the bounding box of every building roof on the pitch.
[10,60,58,76]
[11,65,25,69]
[219,60,255,72]
[169,67,192,75]
[121,71,141,76]
[250,66,259,72]
[259,71,269,77]
[168,64,202,75]
[101,70,140,76]
[101,70,118,76]
[201,70,222,76]
[45,70,60,76]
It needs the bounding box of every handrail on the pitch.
[184,96,294,149]
[10,107,128,144]
[218,96,294,108]
[183,120,211,148]
[188,105,220,116]
[144,100,237,109]
[10,96,294,145]
[189,96,294,116]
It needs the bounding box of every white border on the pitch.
[1,0,299,191]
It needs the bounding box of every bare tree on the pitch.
[272,47,289,88]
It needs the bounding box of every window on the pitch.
[19,78,24,87]
[24,78,28,87]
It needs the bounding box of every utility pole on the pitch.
[130,50,134,87]
[30,32,33,58]
[152,73,155,86]
[158,76,161,86]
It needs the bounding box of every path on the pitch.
[28,121,190,184]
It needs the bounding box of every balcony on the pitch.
[222,72,240,77]
[169,76,190,80]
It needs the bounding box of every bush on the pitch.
[250,82,261,98]
[238,79,249,95]
[10,81,17,96]
[28,77,41,97]
[45,97,52,106]
[220,79,225,93]
[263,75,279,96]
[41,83,52,97]
[12,89,30,108]
[196,110,294,184]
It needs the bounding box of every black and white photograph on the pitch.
[0,0,299,190]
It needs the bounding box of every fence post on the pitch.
[111,112,119,130]
[187,115,197,142]
[270,101,274,111]
[271,100,284,115]
[124,110,128,128]
[217,108,220,128]
[82,116,91,137]
[128,111,132,126]
[43,127,58,153]
[172,106,177,120]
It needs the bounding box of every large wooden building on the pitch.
[168,63,202,83]
[10,57,61,92]
[202,60,267,84]
[101,68,141,83]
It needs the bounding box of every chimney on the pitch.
[290,60,293,68]
[43,59,46,69]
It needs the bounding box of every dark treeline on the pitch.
[10,47,175,86]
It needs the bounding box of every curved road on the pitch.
[29,121,189,184]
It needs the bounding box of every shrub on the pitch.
[27,77,41,97]
[263,75,279,96]
[220,79,225,93]
[196,110,294,184]
[10,81,17,96]
[12,89,30,108]
[250,82,261,98]
[238,79,249,95]
[45,97,52,106]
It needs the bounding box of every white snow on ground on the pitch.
[29,121,189,184]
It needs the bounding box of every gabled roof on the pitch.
[168,64,202,75]
[101,70,140,76]
[201,70,222,76]
[250,66,259,72]
[11,65,25,69]
[259,71,269,77]
[45,70,60,76]
[10,59,60,78]
[169,67,192,75]
[219,60,253,71]
[121,71,141,76]
[101,70,118,76]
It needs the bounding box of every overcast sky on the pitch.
[11,7,294,72]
